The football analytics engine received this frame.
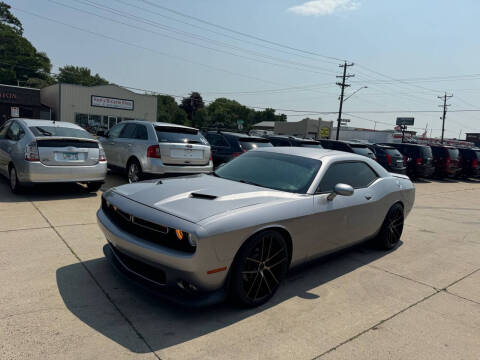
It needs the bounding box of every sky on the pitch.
[9,0,480,138]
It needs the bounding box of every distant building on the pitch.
[466,133,480,146]
[274,118,333,139]
[41,83,157,133]
[333,127,415,143]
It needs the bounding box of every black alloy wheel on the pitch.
[376,203,404,250]
[231,230,289,307]
[127,159,142,183]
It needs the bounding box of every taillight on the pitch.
[99,147,106,162]
[445,157,451,167]
[416,157,422,165]
[472,159,478,169]
[232,152,243,157]
[147,145,161,158]
[209,154,212,161]
[386,154,392,165]
[25,141,40,161]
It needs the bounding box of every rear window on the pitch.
[239,139,273,151]
[155,126,208,144]
[29,126,94,139]
[300,142,323,148]
[420,146,433,157]
[351,146,374,158]
[384,148,402,157]
[447,148,459,159]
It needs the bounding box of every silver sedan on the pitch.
[0,119,107,193]
[97,147,415,307]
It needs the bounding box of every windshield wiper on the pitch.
[35,127,53,136]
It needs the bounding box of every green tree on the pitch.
[180,92,205,127]
[0,1,23,34]
[57,65,108,86]
[0,25,53,87]
[207,98,252,129]
[156,95,188,125]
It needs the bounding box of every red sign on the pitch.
[0,93,17,100]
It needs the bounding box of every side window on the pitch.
[317,161,379,193]
[0,121,12,139]
[134,125,148,140]
[119,123,137,139]
[108,123,125,138]
[6,122,24,141]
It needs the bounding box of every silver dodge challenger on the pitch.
[97,147,415,307]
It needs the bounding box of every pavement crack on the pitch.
[443,289,480,306]
[28,200,162,360]
[366,264,439,291]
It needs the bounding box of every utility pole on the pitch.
[438,92,453,144]
[336,61,355,140]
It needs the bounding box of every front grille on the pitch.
[112,246,167,285]
[102,197,195,253]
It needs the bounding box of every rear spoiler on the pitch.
[34,136,99,143]
[390,173,410,180]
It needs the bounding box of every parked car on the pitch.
[319,139,376,160]
[0,119,107,193]
[100,121,212,183]
[381,143,435,179]
[98,147,414,307]
[457,147,480,178]
[204,131,273,167]
[370,144,407,174]
[265,135,323,148]
[430,145,462,178]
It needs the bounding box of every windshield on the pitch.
[29,126,94,139]
[447,148,459,159]
[239,139,273,150]
[155,126,208,144]
[385,148,402,157]
[214,151,321,193]
[351,146,375,158]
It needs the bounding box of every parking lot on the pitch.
[1,174,480,360]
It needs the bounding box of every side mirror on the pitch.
[327,183,354,201]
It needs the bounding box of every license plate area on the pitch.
[170,148,203,159]
[63,152,79,161]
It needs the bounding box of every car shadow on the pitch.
[56,241,400,353]
[412,178,432,184]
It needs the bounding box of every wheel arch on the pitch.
[126,156,142,170]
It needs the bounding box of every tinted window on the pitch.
[134,125,148,140]
[385,148,402,157]
[0,121,12,139]
[156,126,208,144]
[332,143,350,151]
[206,134,229,147]
[270,138,291,147]
[29,126,92,139]
[120,123,137,139]
[214,151,321,194]
[351,146,374,158]
[239,140,273,151]
[300,141,322,148]
[318,161,378,193]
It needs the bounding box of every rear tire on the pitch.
[9,166,22,194]
[127,159,142,183]
[86,182,103,192]
[375,203,404,250]
[229,230,289,307]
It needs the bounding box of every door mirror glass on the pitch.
[327,183,354,201]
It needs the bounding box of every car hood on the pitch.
[111,174,300,223]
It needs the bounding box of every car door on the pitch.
[309,161,380,258]
[115,123,138,168]
[100,123,125,166]
[0,120,12,176]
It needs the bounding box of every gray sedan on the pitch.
[97,147,415,307]
[0,119,107,193]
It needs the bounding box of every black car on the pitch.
[370,144,407,174]
[430,145,462,178]
[382,143,434,179]
[266,135,323,148]
[458,148,480,178]
[318,139,376,160]
[205,131,273,166]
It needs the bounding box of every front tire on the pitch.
[375,203,404,250]
[9,166,22,194]
[230,230,289,307]
[127,159,142,183]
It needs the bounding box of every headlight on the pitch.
[175,229,184,240]
[188,234,197,248]
[175,229,197,247]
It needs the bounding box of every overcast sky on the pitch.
[10,0,480,137]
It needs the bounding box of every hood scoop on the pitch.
[189,192,217,200]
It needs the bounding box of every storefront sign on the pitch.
[11,106,19,117]
[0,92,17,100]
[91,95,134,110]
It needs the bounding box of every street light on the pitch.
[342,86,368,102]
